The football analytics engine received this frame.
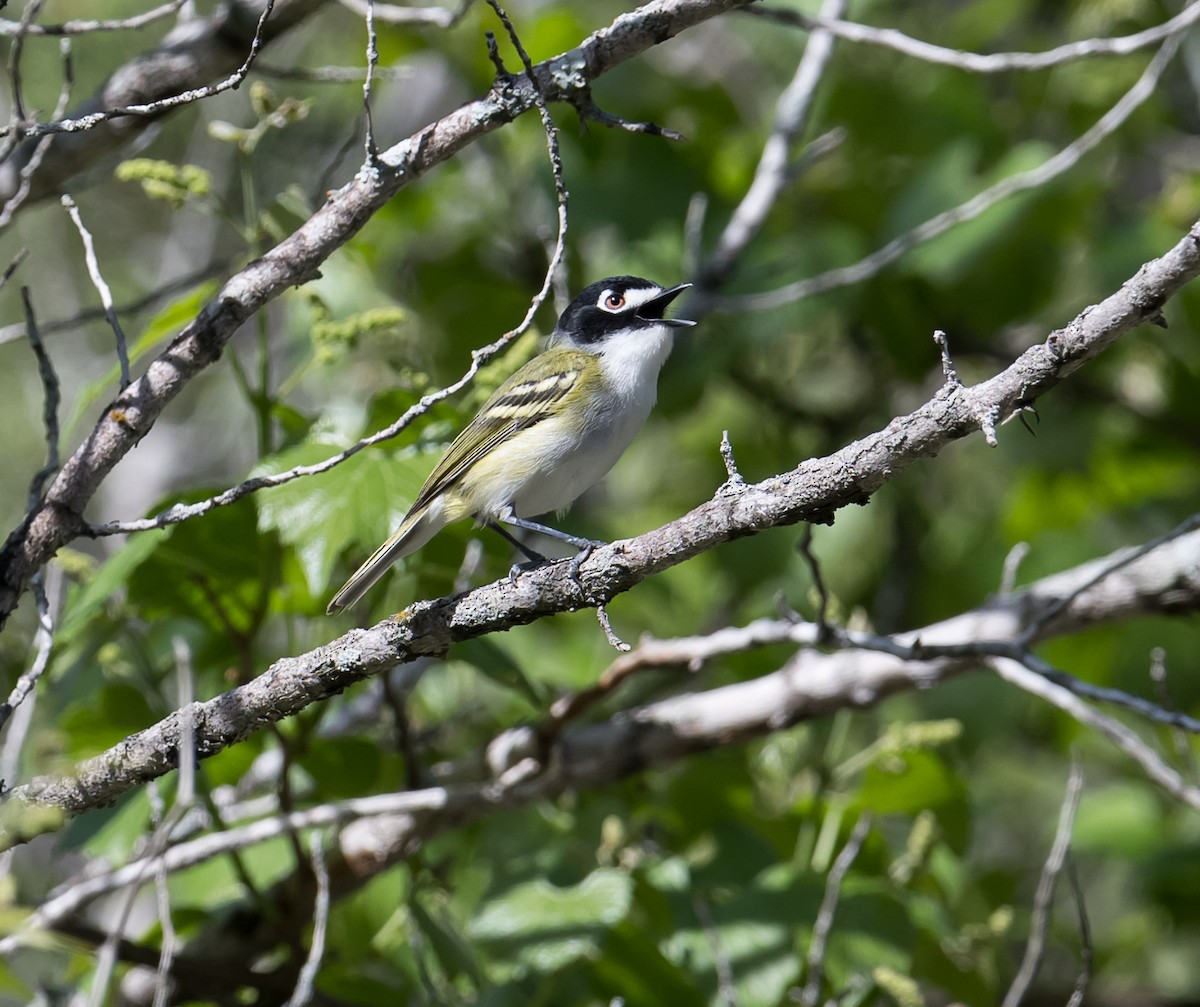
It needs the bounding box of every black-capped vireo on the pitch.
[327,276,695,613]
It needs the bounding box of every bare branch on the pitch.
[1020,512,1200,645]
[3,0,277,144]
[719,35,1184,311]
[0,1,188,37]
[1,523,1194,950]
[254,61,413,83]
[0,563,60,743]
[1000,758,1084,1007]
[0,260,230,347]
[336,0,471,28]
[751,3,1200,74]
[0,0,330,210]
[4,513,1195,855]
[0,36,73,228]
[20,287,60,513]
[796,525,830,634]
[990,657,1200,813]
[284,834,330,1007]
[61,194,131,387]
[1148,646,1198,776]
[5,261,1199,823]
[1064,855,1093,1007]
[4,0,46,127]
[359,0,381,163]
[698,0,844,292]
[595,603,631,652]
[148,783,177,1007]
[798,812,872,1007]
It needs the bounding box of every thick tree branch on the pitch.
[0,0,754,629]
[6,524,1196,960]
[2,216,1197,841]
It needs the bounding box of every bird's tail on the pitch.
[326,507,443,614]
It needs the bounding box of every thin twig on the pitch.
[999,541,1030,595]
[172,637,197,808]
[799,812,872,1007]
[284,834,331,1007]
[596,603,631,652]
[21,286,60,511]
[797,525,830,635]
[1020,512,1200,644]
[0,0,187,36]
[360,0,381,164]
[0,564,60,736]
[989,657,1200,813]
[545,618,823,731]
[62,194,130,387]
[0,0,276,143]
[838,633,1200,735]
[0,260,230,346]
[719,35,1185,312]
[698,0,845,291]
[932,329,960,387]
[693,893,739,1006]
[4,0,45,128]
[149,782,177,1007]
[92,638,196,1007]
[0,36,72,229]
[719,429,744,486]
[336,0,471,27]
[750,3,1200,73]
[1063,854,1092,1007]
[1148,647,1197,777]
[255,61,413,83]
[486,0,569,284]
[1000,758,1084,1007]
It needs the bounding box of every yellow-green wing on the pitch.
[408,348,591,515]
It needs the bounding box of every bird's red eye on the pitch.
[603,293,626,310]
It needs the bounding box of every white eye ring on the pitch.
[599,291,626,312]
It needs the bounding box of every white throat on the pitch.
[595,322,675,403]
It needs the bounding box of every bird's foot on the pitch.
[508,558,544,587]
[567,542,599,589]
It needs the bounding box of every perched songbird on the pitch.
[327,276,695,613]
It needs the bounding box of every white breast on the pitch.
[509,322,675,519]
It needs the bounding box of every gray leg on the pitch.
[498,514,604,552]
[497,514,603,588]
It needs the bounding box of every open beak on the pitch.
[637,283,696,327]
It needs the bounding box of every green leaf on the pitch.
[168,837,295,910]
[411,895,485,986]
[56,531,162,646]
[454,638,544,705]
[65,789,151,863]
[125,493,274,634]
[470,869,634,976]
[590,921,703,1006]
[297,738,383,800]
[254,437,439,597]
[62,281,219,440]
[59,682,157,760]
[857,751,966,817]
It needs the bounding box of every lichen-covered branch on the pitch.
[3,214,1197,841]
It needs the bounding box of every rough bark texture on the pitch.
[4,218,1198,837]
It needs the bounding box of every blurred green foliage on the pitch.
[1,0,1199,1003]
